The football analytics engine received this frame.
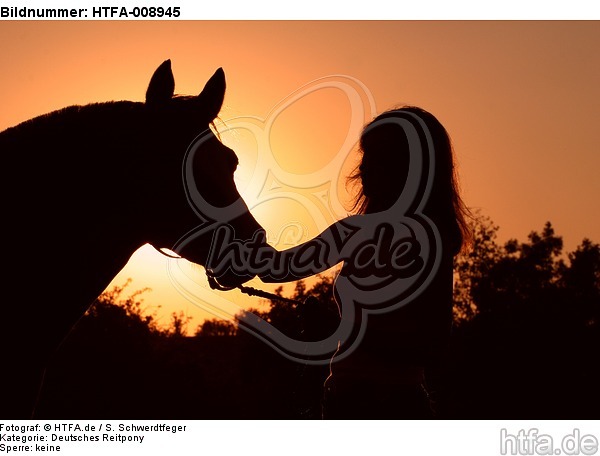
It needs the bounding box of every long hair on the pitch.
[348,106,471,254]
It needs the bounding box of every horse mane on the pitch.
[0,101,144,144]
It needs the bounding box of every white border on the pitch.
[0,0,598,20]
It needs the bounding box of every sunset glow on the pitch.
[2,21,599,332]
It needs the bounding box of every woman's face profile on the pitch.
[359,128,407,205]
[359,156,387,199]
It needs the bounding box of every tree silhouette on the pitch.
[560,238,600,327]
[168,311,193,338]
[450,215,599,418]
[453,213,502,323]
[32,218,599,419]
[196,318,237,337]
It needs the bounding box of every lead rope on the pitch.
[153,246,304,305]
[205,268,323,418]
[155,247,325,417]
[205,268,304,306]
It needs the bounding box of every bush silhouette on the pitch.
[35,217,599,418]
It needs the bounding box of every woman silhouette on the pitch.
[208,106,470,418]
[321,106,470,418]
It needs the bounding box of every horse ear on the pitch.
[146,59,175,104]
[197,68,226,120]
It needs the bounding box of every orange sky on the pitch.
[2,21,599,332]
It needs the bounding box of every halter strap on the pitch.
[152,245,183,259]
[205,268,303,305]
[153,244,304,305]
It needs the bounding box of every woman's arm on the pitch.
[258,217,361,283]
[205,208,362,285]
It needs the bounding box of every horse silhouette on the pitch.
[0,60,261,418]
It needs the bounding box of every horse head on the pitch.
[0,60,260,418]
[141,60,261,286]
